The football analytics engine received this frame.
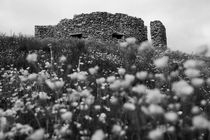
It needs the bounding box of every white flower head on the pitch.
[192,115,210,130]
[191,78,204,87]
[96,77,106,85]
[154,56,169,68]
[28,73,38,81]
[138,41,153,52]
[112,124,122,135]
[39,92,50,100]
[164,112,178,122]
[27,129,45,140]
[123,102,136,111]
[172,80,194,98]
[126,37,136,44]
[183,59,204,69]
[184,68,200,78]
[61,111,73,122]
[118,68,126,75]
[91,129,105,140]
[136,71,148,80]
[132,84,147,95]
[148,104,164,115]
[26,53,38,63]
[106,76,116,83]
[59,55,67,63]
[119,42,129,48]
[146,89,164,104]
[148,128,164,140]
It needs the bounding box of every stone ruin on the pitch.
[35,12,167,49]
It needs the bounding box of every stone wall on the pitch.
[35,12,148,43]
[35,25,55,38]
[150,20,167,50]
[35,12,167,48]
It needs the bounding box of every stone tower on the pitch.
[150,20,167,50]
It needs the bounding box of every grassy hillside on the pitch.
[1,35,210,140]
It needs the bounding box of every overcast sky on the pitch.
[0,0,210,53]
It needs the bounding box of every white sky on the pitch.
[0,0,210,53]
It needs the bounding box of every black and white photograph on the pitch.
[0,0,210,140]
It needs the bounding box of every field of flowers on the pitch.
[1,35,210,140]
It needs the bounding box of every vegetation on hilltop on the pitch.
[0,34,210,140]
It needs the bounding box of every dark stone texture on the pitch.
[150,20,167,50]
[35,12,167,49]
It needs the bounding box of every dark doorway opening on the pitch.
[112,32,124,39]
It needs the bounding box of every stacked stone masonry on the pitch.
[35,12,167,48]
[150,20,167,49]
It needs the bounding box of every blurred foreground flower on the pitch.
[154,56,169,68]
[148,128,164,140]
[26,53,38,63]
[61,111,73,123]
[27,128,45,140]
[192,115,210,130]
[126,37,136,44]
[91,129,105,140]
[45,79,65,90]
[172,80,194,98]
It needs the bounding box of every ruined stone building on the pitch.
[35,12,167,49]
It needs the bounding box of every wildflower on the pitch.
[191,78,204,87]
[96,77,106,85]
[192,115,210,130]
[109,80,121,91]
[0,131,4,140]
[106,76,116,83]
[88,66,99,75]
[110,96,118,105]
[126,37,136,44]
[132,84,147,95]
[206,78,210,86]
[68,71,87,81]
[136,71,148,80]
[191,106,200,114]
[118,68,126,75]
[123,102,135,111]
[119,42,129,48]
[61,111,73,123]
[0,116,7,131]
[183,59,204,69]
[146,89,164,104]
[184,68,200,78]
[94,105,101,111]
[26,53,38,63]
[172,80,194,98]
[45,79,65,90]
[59,55,67,63]
[91,129,105,140]
[27,129,45,140]
[148,104,164,115]
[98,113,106,123]
[138,41,153,52]
[39,92,50,100]
[148,128,164,140]
[28,73,38,81]
[154,56,169,68]
[200,100,207,106]
[112,124,122,135]
[164,112,178,122]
